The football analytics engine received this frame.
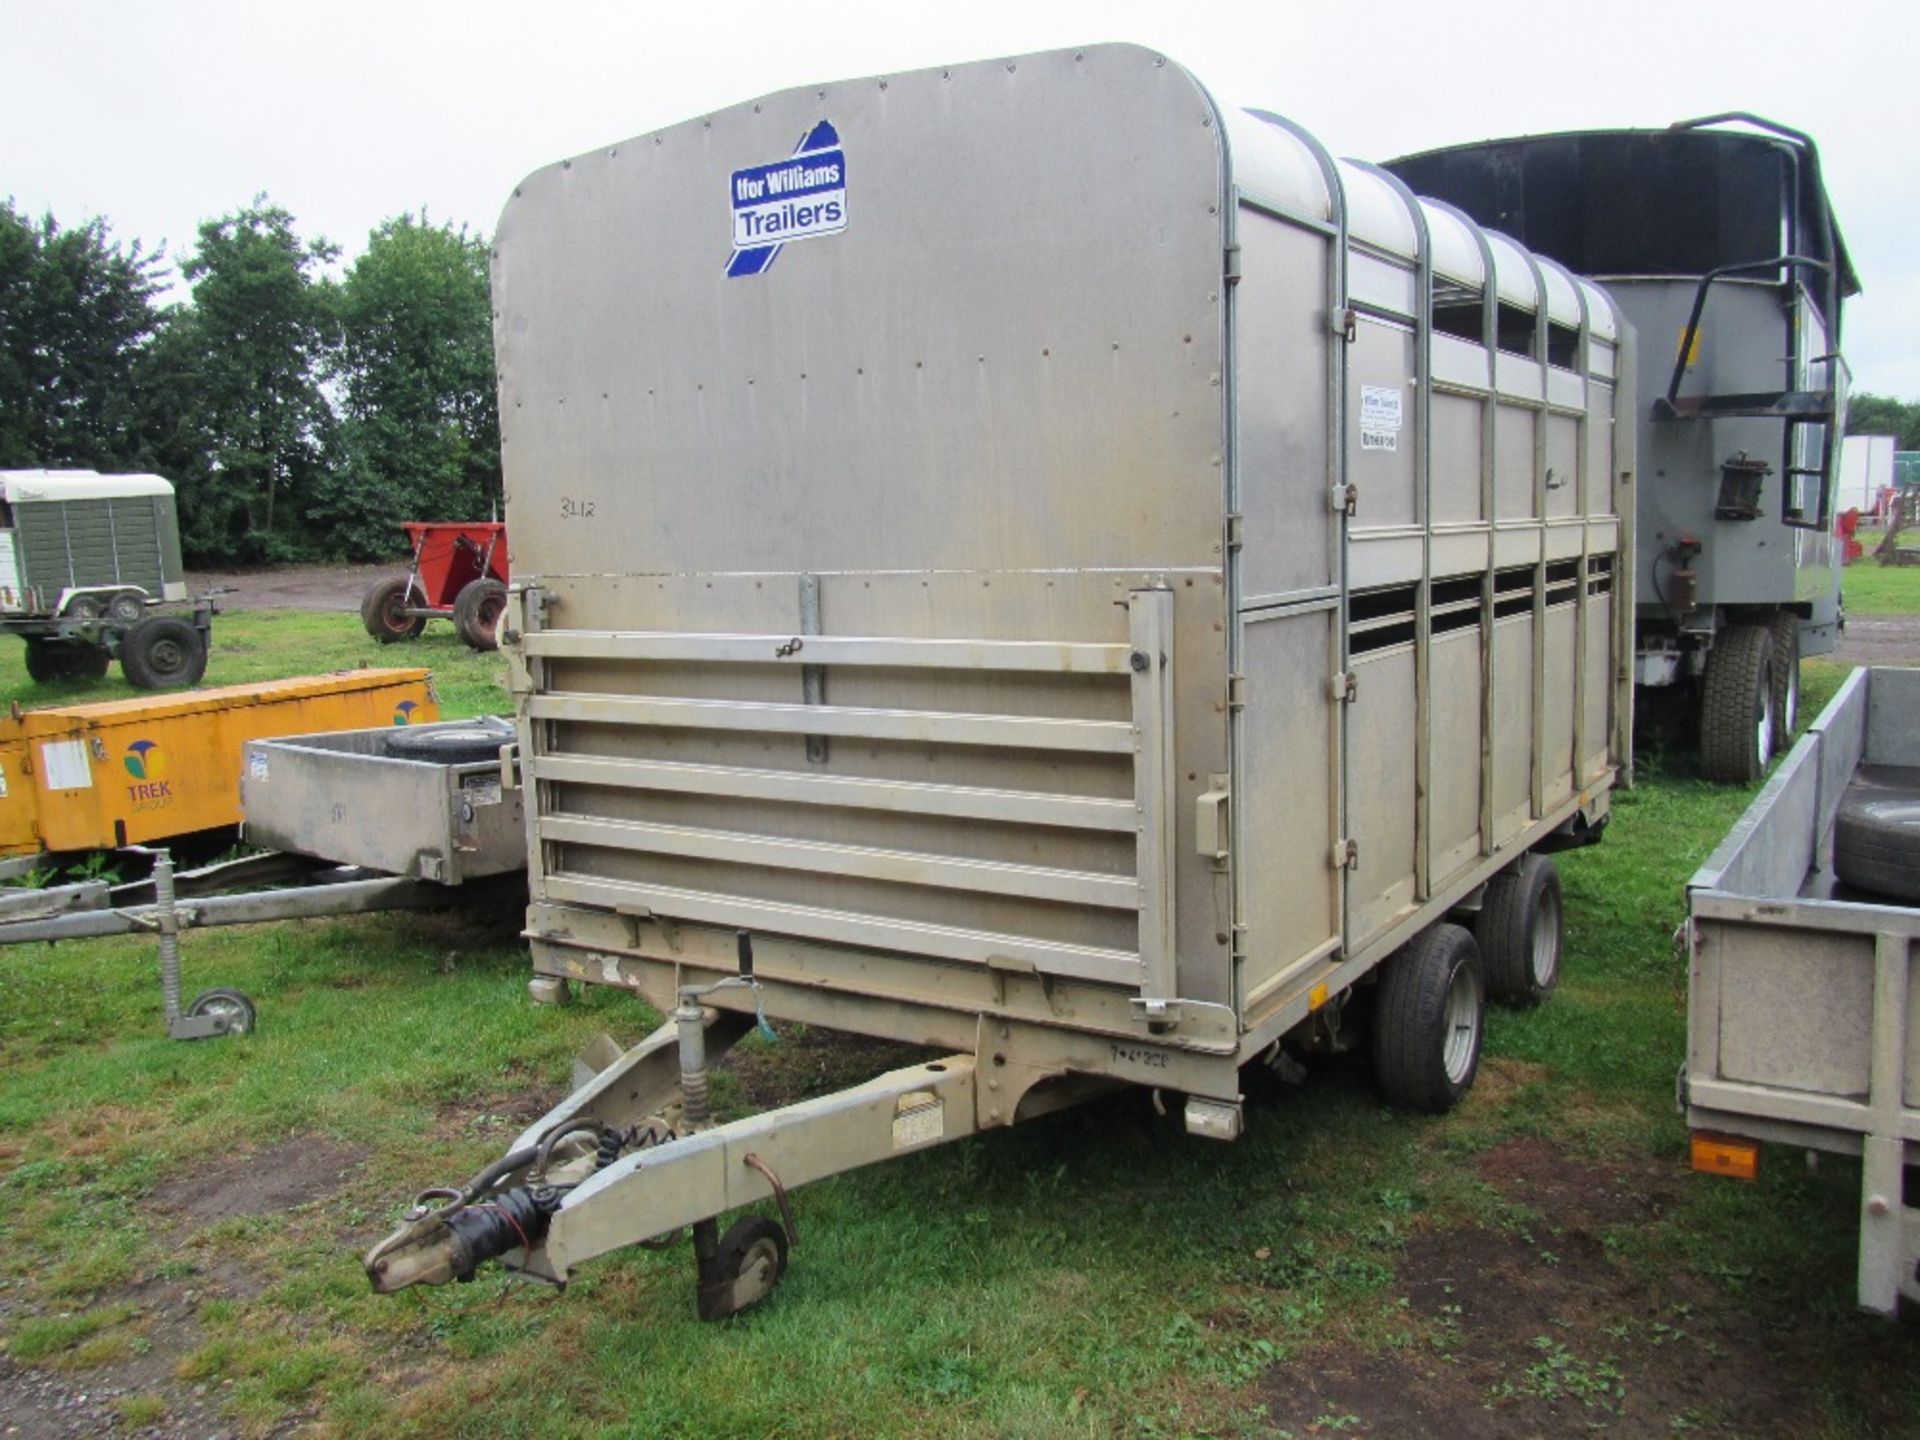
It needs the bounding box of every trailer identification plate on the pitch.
[40,740,92,791]
[727,121,846,278]
[1360,385,1402,452]
[891,1093,943,1150]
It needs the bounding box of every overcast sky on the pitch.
[6,0,1917,398]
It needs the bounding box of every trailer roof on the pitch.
[1384,124,1861,303]
[0,470,175,503]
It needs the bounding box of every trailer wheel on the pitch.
[22,638,109,683]
[186,987,256,1037]
[452,578,508,651]
[1768,613,1801,754]
[120,616,208,690]
[362,576,426,643]
[107,591,146,626]
[1476,853,1562,1008]
[1372,923,1484,1114]
[1833,773,1920,903]
[384,724,513,765]
[1699,623,1775,784]
[699,1216,788,1320]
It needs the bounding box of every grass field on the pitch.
[0,598,1917,1438]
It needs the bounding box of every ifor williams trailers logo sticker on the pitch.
[726,120,846,278]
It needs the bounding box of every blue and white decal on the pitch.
[726,121,846,278]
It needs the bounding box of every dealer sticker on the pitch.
[727,120,846,278]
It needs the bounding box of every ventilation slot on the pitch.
[1350,583,1417,656]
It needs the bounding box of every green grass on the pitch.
[0,608,1916,1438]
[1841,558,1920,616]
[0,607,509,718]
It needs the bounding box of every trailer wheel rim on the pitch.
[148,635,188,679]
[1530,884,1561,989]
[1442,961,1481,1084]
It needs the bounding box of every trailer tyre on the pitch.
[186,987,256,1037]
[1476,853,1562,1008]
[1699,623,1775,784]
[701,1216,788,1320]
[362,576,426,643]
[452,578,508,652]
[1768,613,1801,755]
[23,638,109,683]
[1833,775,1920,903]
[1372,923,1484,1114]
[120,616,208,690]
[383,724,513,765]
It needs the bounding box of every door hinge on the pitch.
[1332,838,1359,870]
[1330,483,1358,516]
[1227,673,1248,710]
[1224,512,1243,550]
[1335,307,1358,343]
[1224,243,1242,286]
[1330,670,1357,702]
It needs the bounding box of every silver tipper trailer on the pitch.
[364,43,1635,1317]
[1682,667,1920,1316]
[1388,121,1859,783]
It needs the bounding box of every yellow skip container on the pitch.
[0,669,438,855]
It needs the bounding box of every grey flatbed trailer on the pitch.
[1683,666,1920,1315]
[363,43,1634,1316]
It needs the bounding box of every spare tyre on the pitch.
[384,722,515,765]
[1833,767,1920,903]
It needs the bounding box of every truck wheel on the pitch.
[452,578,508,651]
[1768,613,1800,754]
[1475,853,1562,1008]
[23,638,109,683]
[362,576,426,643]
[1372,923,1484,1114]
[1699,624,1775,784]
[1833,773,1920,903]
[120,616,209,690]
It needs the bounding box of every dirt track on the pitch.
[186,562,399,613]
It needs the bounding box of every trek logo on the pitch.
[727,121,846,278]
[123,738,173,804]
[393,700,420,726]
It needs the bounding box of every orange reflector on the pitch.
[1690,1131,1759,1181]
[1308,983,1330,1012]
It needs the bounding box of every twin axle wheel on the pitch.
[1368,853,1564,1115]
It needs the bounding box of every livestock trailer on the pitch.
[1683,666,1919,1315]
[365,43,1635,1315]
[0,469,212,688]
[1387,120,1858,782]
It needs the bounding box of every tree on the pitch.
[0,200,170,470]
[174,197,338,561]
[1845,393,1920,452]
[318,213,499,559]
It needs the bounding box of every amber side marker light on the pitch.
[1690,1131,1759,1181]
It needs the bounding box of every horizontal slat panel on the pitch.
[542,813,1140,909]
[534,754,1136,832]
[527,693,1135,753]
[541,872,1144,987]
[524,629,1133,673]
